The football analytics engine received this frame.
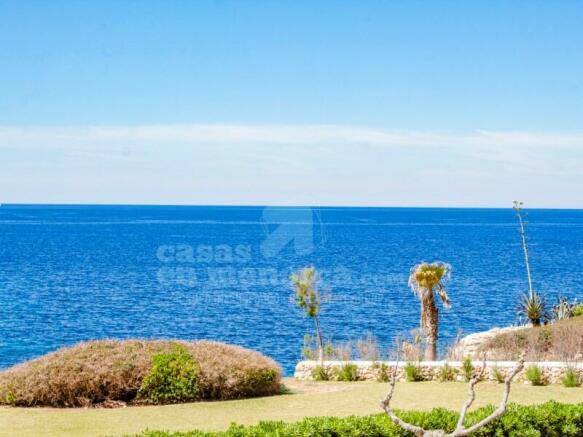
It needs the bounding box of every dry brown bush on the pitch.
[479,316,583,362]
[356,333,380,361]
[0,340,282,407]
[332,341,353,362]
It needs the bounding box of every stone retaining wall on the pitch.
[294,360,583,384]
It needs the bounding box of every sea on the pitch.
[1,204,582,374]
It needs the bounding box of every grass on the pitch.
[2,378,583,437]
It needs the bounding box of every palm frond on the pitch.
[408,261,452,308]
[437,284,451,309]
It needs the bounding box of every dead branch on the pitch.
[380,354,526,437]
[451,354,525,436]
[380,360,425,437]
[455,354,487,432]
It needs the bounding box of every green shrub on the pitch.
[334,363,359,382]
[3,391,15,405]
[404,362,424,382]
[573,304,583,317]
[461,357,474,382]
[138,346,200,404]
[372,362,391,382]
[311,365,331,381]
[131,401,583,436]
[561,368,581,388]
[491,367,505,383]
[525,365,545,386]
[436,363,457,382]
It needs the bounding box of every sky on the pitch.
[1,1,582,208]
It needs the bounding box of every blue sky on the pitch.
[1,1,582,207]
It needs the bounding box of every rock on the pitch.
[450,325,527,359]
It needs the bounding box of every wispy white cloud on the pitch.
[1,123,582,151]
[2,123,582,207]
[2,124,583,185]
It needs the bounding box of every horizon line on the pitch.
[2,202,583,211]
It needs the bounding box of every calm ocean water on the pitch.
[1,205,582,374]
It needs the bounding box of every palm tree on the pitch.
[291,266,324,362]
[408,262,452,361]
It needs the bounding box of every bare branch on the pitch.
[455,355,487,431]
[450,354,525,437]
[381,354,525,437]
[380,360,425,437]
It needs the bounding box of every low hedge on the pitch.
[0,340,282,407]
[132,401,583,436]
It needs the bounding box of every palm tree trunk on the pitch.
[314,316,324,362]
[423,293,439,361]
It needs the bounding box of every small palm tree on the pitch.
[408,262,452,361]
[291,267,324,362]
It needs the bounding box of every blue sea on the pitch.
[1,205,582,374]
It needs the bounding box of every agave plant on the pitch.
[551,296,575,322]
[408,262,452,361]
[514,202,548,326]
[517,291,547,326]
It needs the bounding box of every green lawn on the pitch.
[2,378,583,437]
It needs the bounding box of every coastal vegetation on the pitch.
[491,367,505,384]
[461,357,474,382]
[130,402,583,437]
[408,261,452,360]
[357,333,382,361]
[372,362,392,382]
[561,368,582,388]
[3,379,583,437]
[511,202,582,328]
[404,362,424,382]
[380,356,525,436]
[477,315,583,361]
[552,296,583,321]
[525,365,545,386]
[310,365,332,381]
[291,267,325,362]
[436,363,458,382]
[138,345,202,404]
[0,340,281,407]
[334,362,360,381]
[514,201,548,326]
